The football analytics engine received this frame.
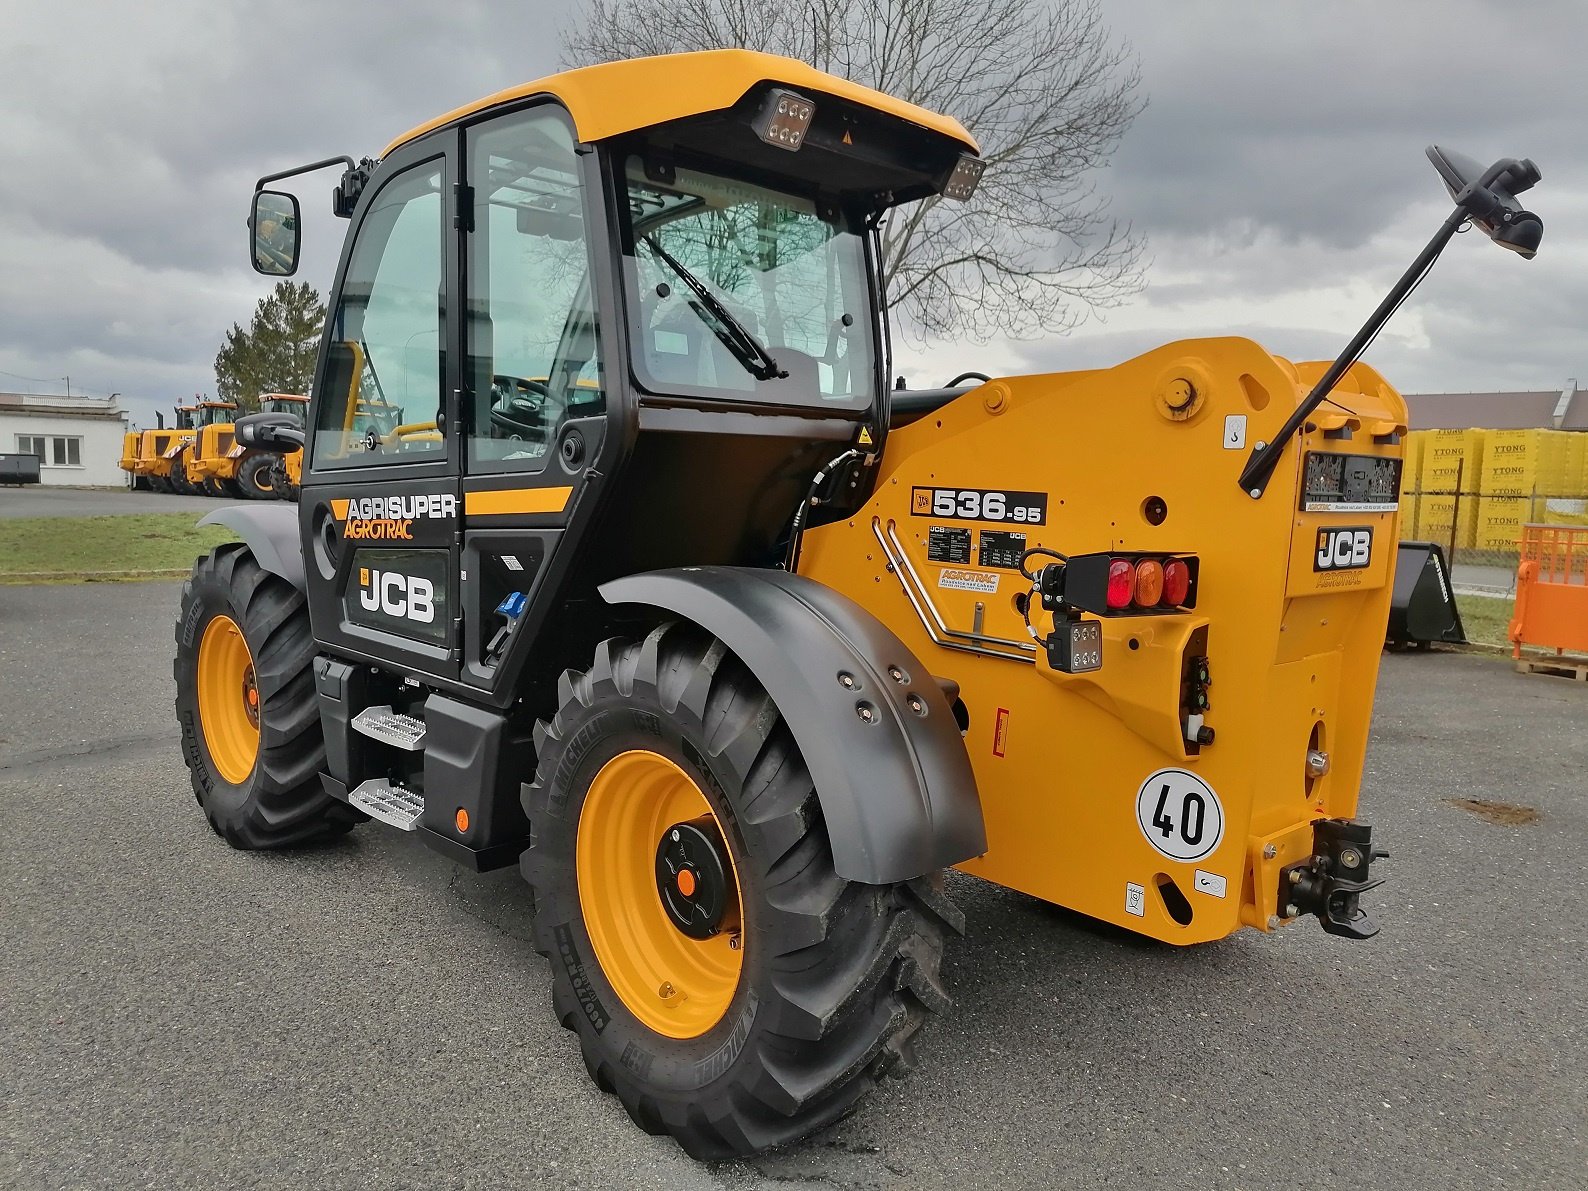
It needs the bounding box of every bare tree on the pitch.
[563,0,1145,342]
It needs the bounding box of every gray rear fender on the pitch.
[198,504,304,589]
[599,567,987,885]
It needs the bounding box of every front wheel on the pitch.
[236,454,277,499]
[174,543,358,847]
[522,622,961,1159]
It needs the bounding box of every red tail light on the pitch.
[1106,559,1134,609]
[1162,558,1191,606]
[1134,559,1164,606]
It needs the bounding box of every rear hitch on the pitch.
[1279,818,1388,940]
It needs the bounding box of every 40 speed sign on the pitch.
[1135,768,1224,862]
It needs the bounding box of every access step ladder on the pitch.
[351,705,426,750]
[347,778,425,831]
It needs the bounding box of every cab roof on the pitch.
[384,49,977,158]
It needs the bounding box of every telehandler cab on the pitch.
[179,50,1543,1158]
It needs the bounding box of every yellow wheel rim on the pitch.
[577,750,745,1039]
[196,614,260,785]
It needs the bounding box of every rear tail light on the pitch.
[1134,559,1164,607]
[1162,558,1191,607]
[1105,559,1134,609]
[1037,552,1200,618]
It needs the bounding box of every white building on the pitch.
[0,392,130,487]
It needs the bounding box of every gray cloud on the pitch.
[1,0,1581,433]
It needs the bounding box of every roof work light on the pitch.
[943,154,985,201]
[752,88,816,151]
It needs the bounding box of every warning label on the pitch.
[937,568,999,594]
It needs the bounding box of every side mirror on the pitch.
[1426,145,1543,260]
[234,411,306,453]
[251,190,301,276]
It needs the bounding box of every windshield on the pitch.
[619,157,876,410]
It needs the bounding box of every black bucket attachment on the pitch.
[1387,541,1466,649]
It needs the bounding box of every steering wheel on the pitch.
[489,378,552,440]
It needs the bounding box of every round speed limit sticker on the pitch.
[1135,768,1224,863]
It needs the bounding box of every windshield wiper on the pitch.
[642,234,786,381]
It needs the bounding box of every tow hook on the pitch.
[1279,818,1388,940]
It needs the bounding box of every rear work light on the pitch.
[1039,552,1200,618]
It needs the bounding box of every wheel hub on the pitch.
[242,666,260,729]
[656,817,736,939]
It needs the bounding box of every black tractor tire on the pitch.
[148,475,170,493]
[174,542,359,848]
[201,476,228,498]
[236,453,278,499]
[522,622,962,1160]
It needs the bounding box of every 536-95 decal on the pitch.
[911,486,1047,525]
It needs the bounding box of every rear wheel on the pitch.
[522,622,961,1159]
[174,543,358,847]
[236,454,277,499]
[201,476,228,498]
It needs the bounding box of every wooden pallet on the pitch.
[1516,656,1588,682]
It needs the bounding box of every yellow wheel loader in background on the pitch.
[187,396,305,499]
[178,51,1543,1158]
[126,403,201,493]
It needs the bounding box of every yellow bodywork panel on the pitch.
[384,49,977,157]
[798,338,1406,946]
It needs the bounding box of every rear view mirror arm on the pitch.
[1236,205,1467,498]
[1238,153,1541,499]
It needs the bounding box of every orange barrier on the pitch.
[1509,524,1588,658]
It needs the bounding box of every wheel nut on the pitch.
[838,671,856,689]
[658,981,676,999]
[1284,903,1300,918]
[888,665,906,683]
[856,702,876,723]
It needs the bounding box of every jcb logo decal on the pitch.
[359,569,436,623]
[1314,526,1372,571]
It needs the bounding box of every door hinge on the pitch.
[453,182,475,231]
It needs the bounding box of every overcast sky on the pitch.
[1,0,1582,431]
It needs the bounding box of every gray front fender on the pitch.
[198,504,304,590]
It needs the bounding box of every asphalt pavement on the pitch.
[0,486,219,518]
[2,582,1585,1190]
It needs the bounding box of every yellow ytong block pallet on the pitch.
[1400,432,1423,490]
[1418,494,1480,548]
[1476,494,1545,549]
[1566,433,1588,498]
[1481,428,1573,493]
[1416,428,1485,492]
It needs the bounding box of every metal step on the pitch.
[351,705,426,751]
[347,778,424,831]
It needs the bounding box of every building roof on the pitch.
[0,392,127,422]
[385,49,977,157]
[1403,381,1585,431]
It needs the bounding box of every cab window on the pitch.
[465,108,604,473]
[313,160,446,468]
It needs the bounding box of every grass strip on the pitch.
[0,514,236,583]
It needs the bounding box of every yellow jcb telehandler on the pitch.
[178,52,1542,1158]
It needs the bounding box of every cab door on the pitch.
[298,133,464,683]
[453,105,613,695]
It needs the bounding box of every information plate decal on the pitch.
[1301,451,1401,513]
[978,530,1028,570]
[926,525,972,564]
